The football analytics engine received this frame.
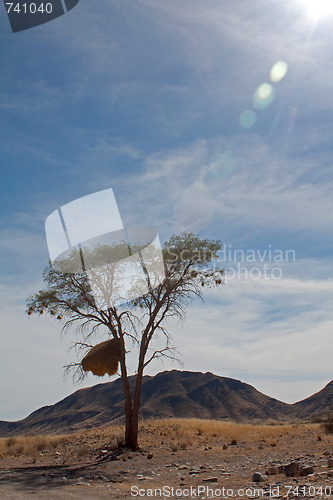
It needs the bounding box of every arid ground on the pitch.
[0,419,332,499]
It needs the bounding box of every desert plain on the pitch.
[0,418,332,499]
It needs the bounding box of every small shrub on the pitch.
[76,445,89,458]
[322,414,333,434]
[5,437,17,448]
[5,443,23,456]
[179,440,189,450]
[30,446,38,463]
[107,437,125,451]
[35,437,48,452]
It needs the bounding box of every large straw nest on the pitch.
[81,338,121,377]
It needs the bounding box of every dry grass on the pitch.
[321,414,333,434]
[0,424,125,462]
[0,435,61,460]
[0,418,328,463]
[139,418,298,440]
[134,418,326,451]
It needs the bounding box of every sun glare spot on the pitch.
[270,61,288,83]
[302,0,333,20]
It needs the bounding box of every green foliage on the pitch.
[26,233,225,352]
[163,232,222,266]
[162,232,224,293]
[27,233,224,321]
[26,261,95,320]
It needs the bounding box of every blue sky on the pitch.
[0,0,333,421]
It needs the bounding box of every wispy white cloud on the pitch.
[109,135,333,249]
[0,282,107,421]
[2,0,333,419]
[152,266,333,403]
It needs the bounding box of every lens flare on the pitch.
[270,61,288,83]
[240,110,257,128]
[207,152,235,179]
[253,83,275,110]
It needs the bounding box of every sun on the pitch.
[302,0,333,20]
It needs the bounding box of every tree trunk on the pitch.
[129,367,144,450]
[121,343,146,451]
[120,367,144,450]
[119,332,148,450]
[119,356,135,449]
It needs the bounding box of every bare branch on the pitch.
[143,345,182,368]
[27,232,225,448]
[70,341,94,351]
[63,362,86,383]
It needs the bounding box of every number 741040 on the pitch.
[6,3,53,14]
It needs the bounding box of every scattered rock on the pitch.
[252,472,265,482]
[300,466,314,476]
[98,475,110,482]
[223,444,228,450]
[328,458,333,468]
[283,462,300,477]
[266,466,279,475]
[147,453,154,460]
[202,477,218,482]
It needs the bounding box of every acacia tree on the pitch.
[26,232,224,450]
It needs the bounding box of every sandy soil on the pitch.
[0,421,332,499]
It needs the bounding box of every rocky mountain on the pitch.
[0,370,332,436]
[293,380,333,419]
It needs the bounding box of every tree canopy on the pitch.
[27,232,224,449]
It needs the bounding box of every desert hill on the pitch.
[293,380,333,419]
[0,370,332,436]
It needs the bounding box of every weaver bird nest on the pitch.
[81,338,121,377]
